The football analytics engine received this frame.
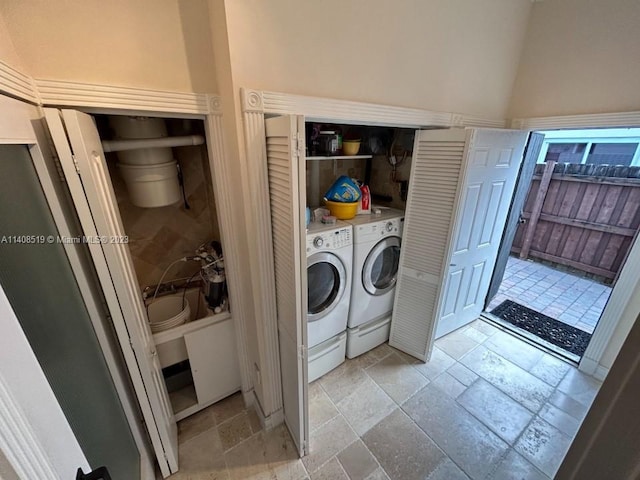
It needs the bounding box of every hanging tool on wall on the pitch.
[388,130,412,202]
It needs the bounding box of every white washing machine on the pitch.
[346,209,404,358]
[306,220,352,382]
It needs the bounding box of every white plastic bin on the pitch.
[118,160,181,208]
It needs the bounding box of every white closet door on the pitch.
[44,109,178,477]
[390,128,527,360]
[265,114,309,455]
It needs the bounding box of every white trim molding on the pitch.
[512,111,640,130]
[0,376,60,480]
[248,89,505,128]
[204,105,254,399]
[580,230,640,377]
[0,59,39,104]
[35,79,212,115]
[240,93,284,420]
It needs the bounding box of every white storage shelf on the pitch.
[150,289,241,420]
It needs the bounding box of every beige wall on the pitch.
[224,0,532,119]
[509,0,640,118]
[0,0,218,93]
[0,12,23,69]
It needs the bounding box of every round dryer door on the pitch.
[363,236,401,296]
[307,252,346,322]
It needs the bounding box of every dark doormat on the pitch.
[490,300,592,357]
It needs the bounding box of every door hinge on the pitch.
[294,133,303,158]
[298,345,307,360]
[71,154,81,175]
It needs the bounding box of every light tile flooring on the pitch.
[487,256,612,334]
[163,320,601,480]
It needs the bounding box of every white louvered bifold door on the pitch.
[390,128,469,361]
[264,115,309,456]
[390,128,528,361]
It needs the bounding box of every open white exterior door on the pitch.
[44,109,178,477]
[265,114,309,455]
[391,128,527,360]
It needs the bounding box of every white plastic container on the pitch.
[147,294,191,333]
[109,116,168,139]
[118,160,181,208]
[117,147,173,166]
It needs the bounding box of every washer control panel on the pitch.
[307,226,352,253]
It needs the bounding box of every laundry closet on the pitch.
[43,109,242,476]
[260,105,530,455]
[301,122,416,381]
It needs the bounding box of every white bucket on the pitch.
[118,160,181,208]
[147,295,191,333]
[117,147,173,166]
[109,116,168,139]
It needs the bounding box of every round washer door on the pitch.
[307,252,347,323]
[363,236,401,296]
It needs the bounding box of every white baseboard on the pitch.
[594,365,609,381]
[249,390,284,431]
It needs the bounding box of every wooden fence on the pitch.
[511,161,640,283]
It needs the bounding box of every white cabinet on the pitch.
[154,309,241,421]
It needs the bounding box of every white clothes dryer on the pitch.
[306,220,352,381]
[346,209,404,358]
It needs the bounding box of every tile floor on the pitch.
[162,320,602,480]
[487,256,612,334]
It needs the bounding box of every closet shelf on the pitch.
[306,155,373,161]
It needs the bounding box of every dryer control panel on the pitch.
[355,217,404,243]
[307,226,352,253]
